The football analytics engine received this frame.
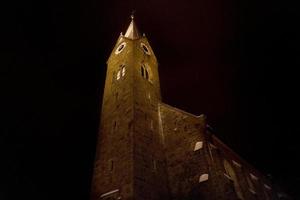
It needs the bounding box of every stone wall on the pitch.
[91,36,136,200]
[159,102,283,200]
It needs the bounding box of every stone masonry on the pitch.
[90,16,292,200]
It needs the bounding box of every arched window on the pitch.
[115,42,126,54]
[121,65,126,76]
[199,174,209,183]
[141,64,152,82]
[116,65,125,80]
[194,141,203,151]
[140,42,151,55]
[145,69,149,80]
[141,66,144,77]
[116,71,121,80]
[109,159,114,172]
[113,121,117,130]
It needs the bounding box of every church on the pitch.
[90,16,291,200]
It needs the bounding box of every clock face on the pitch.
[140,43,151,55]
[115,42,126,54]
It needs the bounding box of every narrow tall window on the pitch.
[141,66,144,77]
[117,71,121,80]
[114,121,117,130]
[141,64,152,82]
[145,69,149,80]
[110,160,114,171]
[116,65,125,80]
[121,65,126,76]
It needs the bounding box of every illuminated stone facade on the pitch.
[90,17,291,200]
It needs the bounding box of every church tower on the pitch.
[90,15,169,200]
[90,15,287,200]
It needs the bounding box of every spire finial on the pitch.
[124,11,140,39]
[131,10,135,20]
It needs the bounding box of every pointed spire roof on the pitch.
[124,14,141,40]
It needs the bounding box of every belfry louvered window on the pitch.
[122,65,126,76]
[145,69,149,80]
[116,65,126,80]
[116,71,121,80]
[141,66,144,77]
[141,64,150,81]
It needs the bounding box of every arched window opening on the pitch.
[199,174,209,183]
[145,69,149,80]
[140,42,151,55]
[116,65,125,80]
[115,42,126,54]
[141,63,153,83]
[194,141,203,151]
[141,66,144,77]
[116,71,121,80]
[113,121,117,130]
[121,65,126,77]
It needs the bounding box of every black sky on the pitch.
[2,0,299,199]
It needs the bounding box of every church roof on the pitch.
[124,15,141,40]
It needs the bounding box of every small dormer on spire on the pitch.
[124,13,141,40]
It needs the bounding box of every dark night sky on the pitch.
[2,0,299,199]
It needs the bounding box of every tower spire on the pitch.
[124,12,141,39]
[131,10,135,20]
